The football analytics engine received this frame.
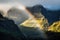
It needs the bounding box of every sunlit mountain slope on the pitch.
[20,13,49,30]
[48,21,60,32]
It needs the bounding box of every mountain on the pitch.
[26,5,60,25]
[0,13,26,40]
[0,10,47,40]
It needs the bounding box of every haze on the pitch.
[0,0,60,10]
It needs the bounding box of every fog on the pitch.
[0,3,35,25]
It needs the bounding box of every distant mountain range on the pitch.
[26,5,60,25]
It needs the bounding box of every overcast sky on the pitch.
[0,0,60,10]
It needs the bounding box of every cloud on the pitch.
[0,0,41,6]
[0,0,60,10]
[0,0,13,3]
[0,0,60,6]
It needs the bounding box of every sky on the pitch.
[0,0,60,10]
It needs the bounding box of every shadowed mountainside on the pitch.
[46,31,60,40]
[0,13,27,40]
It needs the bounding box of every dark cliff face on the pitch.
[26,5,60,25]
[0,13,26,40]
